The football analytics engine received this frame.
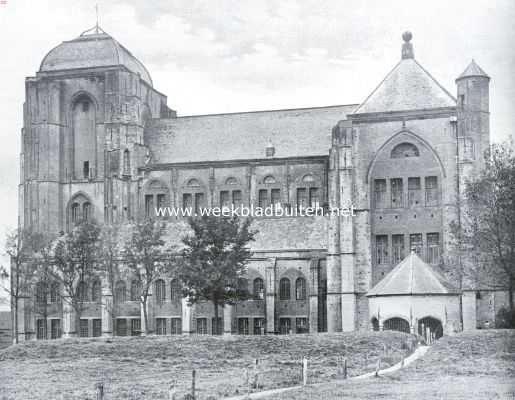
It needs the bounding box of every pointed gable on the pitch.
[367,252,457,296]
[353,58,456,114]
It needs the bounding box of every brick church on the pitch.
[15,26,509,341]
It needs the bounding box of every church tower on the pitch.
[455,60,490,331]
[20,25,173,235]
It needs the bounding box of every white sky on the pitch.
[0,0,514,308]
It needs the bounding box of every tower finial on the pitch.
[401,31,414,59]
[95,3,99,34]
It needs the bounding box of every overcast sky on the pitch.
[0,1,514,305]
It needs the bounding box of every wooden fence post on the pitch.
[95,382,104,400]
[169,381,177,400]
[252,358,259,389]
[375,358,381,377]
[302,357,308,386]
[191,369,196,400]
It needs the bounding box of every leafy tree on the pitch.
[452,141,515,312]
[179,215,256,335]
[0,229,54,343]
[123,220,170,335]
[52,221,101,334]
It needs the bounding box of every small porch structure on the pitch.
[367,252,461,339]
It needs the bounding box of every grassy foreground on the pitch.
[264,330,515,400]
[0,331,414,400]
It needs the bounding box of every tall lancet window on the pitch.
[123,149,130,176]
[72,96,96,180]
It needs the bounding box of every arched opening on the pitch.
[170,279,181,301]
[130,280,141,301]
[123,149,131,176]
[72,95,96,179]
[91,279,101,303]
[155,279,166,303]
[253,277,264,300]
[418,316,443,340]
[115,281,126,303]
[391,142,420,158]
[295,277,307,300]
[279,278,290,300]
[68,193,94,229]
[77,281,89,302]
[371,317,380,331]
[383,317,410,333]
[144,180,168,219]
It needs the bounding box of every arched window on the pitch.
[144,180,168,219]
[237,278,249,293]
[225,177,238,185]
[155,279,166,303]
[130,280,141,301]
[391,142,419,158]
[253,278,264,300]
[69,194,93,228]
[115,281,126,303]
[91,279,101,302]
[170,279,181,301]
[71,203,80,224]
[50,282,60,304]
[186,178,201,187]
[83,202,91,222]
[77,281,88,302]
[123,149,130,175]
[279,278,290,300]
[35,282,47,305]
[295,277,306,300]
[72,95,96,179]
[263,175,276,184]
[371,317,380,331]
[302,174,315,183]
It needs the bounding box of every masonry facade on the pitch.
[14,26,509,341]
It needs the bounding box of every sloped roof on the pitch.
[367,252,458,296]
[146,104,357,164]
[353,58,456,114]
[39,27,152,86]
[456,59,489,81]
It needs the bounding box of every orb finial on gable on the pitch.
[401,31,414,59]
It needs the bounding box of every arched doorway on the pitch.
[383,317,410,333]
[418,316,443,340]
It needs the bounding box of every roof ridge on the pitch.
[172,104,359,119]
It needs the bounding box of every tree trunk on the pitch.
[13,295,18,344]
[142,297,149,335]
[75,307,81,338]
[213,298,219,335]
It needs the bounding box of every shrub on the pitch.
[495,307,515,328]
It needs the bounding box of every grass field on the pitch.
[0,331,415,400]
[264,330,515,400]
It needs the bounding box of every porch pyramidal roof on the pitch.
[367,252,458,296]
